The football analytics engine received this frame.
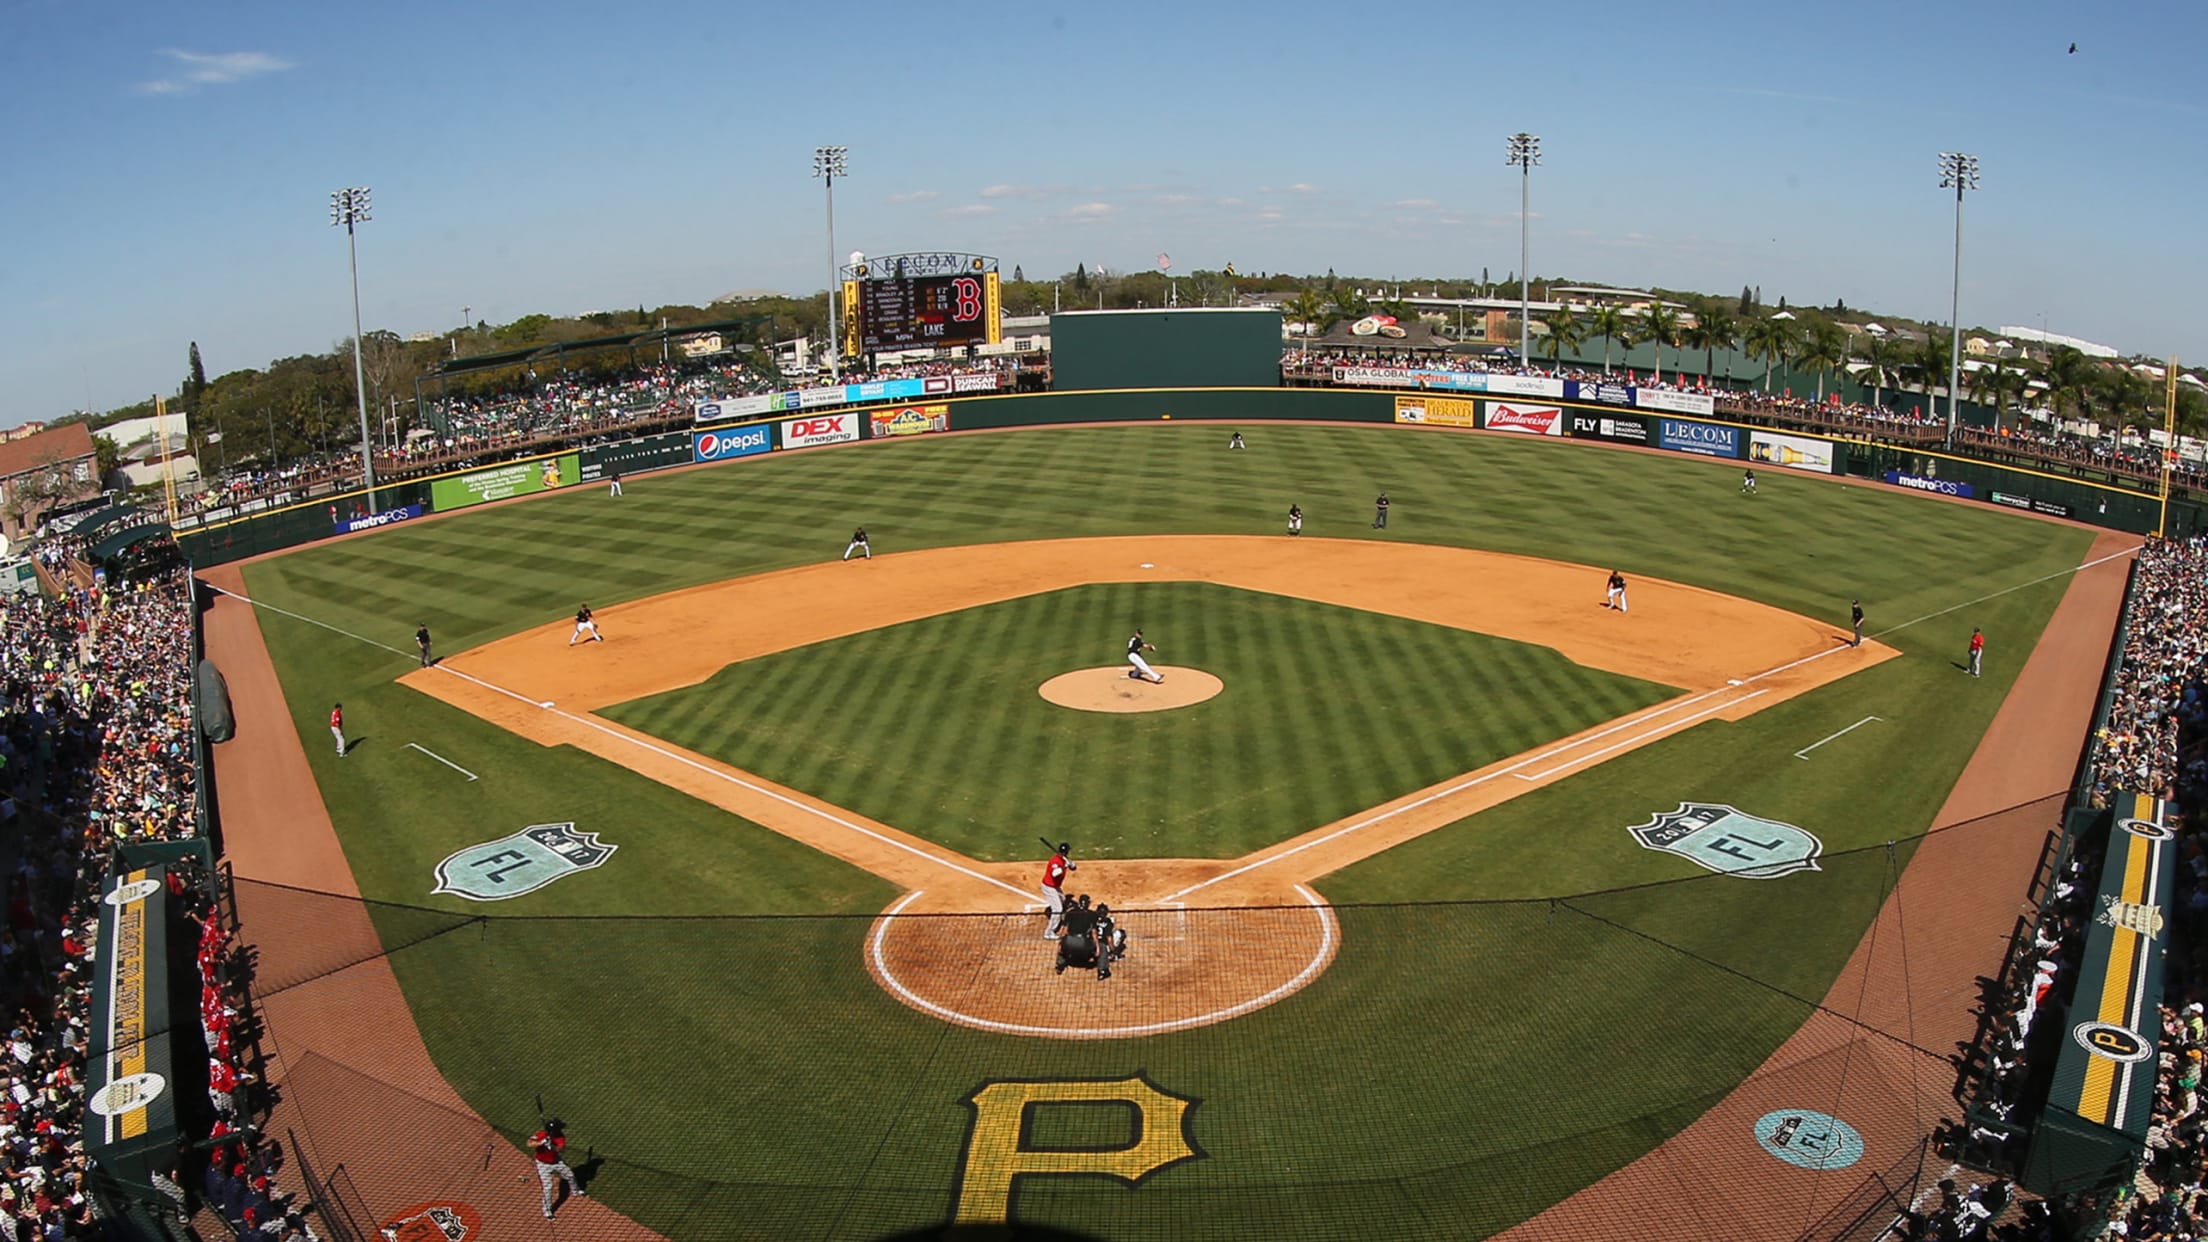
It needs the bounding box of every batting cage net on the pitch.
[209,801,2057,1242]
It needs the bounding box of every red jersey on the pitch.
[1042,854,1069,891]
[531,1130,565,1164]
[330,706,343,730]
[1969,632,1985,654]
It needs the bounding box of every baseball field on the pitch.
[199,419,2124,1240]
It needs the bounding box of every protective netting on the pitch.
[220,804,2058,1241]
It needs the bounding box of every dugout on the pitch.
[1050,308,1282,391]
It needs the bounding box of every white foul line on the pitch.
[1515,690,1767,781]
[1794,716,1883,761]
[405,742,479,781]
[869,884,1339,1038]
[210,584,1034,904]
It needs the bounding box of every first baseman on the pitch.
[530,1119,586,1219]
[569,604,604,646]
[843,527,871,561]
[416,623,433,667]
[1125,630,1164,683]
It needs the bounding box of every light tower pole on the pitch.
[1506,133,1541,366]
[1937,151,1980,446]
[329,186,376,504]
[813,145,849,382]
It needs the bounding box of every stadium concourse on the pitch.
[0,563,319,1239]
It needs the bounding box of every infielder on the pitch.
[842,527,871,561]
[329,703,346,757]
[1850,600,1864,647]
[1372,491,1390,529]
[569,604,604,646]
[1287,503,1303,536]
[1125,630,1164,683]
[1040,844,1075,938]
[530,1118,586,1219]
[416,624,433,668]
[1603,570,1628,613]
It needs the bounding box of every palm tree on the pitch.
[1639,304,1680,381]
[1286,289,1325,342]
[1795,321,1849,403]
[1537,307,1585,364]
[1855,334,1899,410]
[1741,314,1800,393]
[2039,346,2093,422]
[1683,300,1738,385]
[1909,334,1953,421]
[1327,285,1370,329]
[1585,305,1631,375]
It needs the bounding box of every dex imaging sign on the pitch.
[780,414,859,449]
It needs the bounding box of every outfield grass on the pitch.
[232,421,2098,1239]
[603,582,1677,861]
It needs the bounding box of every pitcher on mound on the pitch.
[1125,630,1164,684]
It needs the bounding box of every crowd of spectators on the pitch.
[0,566,311,1237]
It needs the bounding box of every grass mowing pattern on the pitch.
[602,582,1677,860]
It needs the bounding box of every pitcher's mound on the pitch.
[1039,667,1222,713]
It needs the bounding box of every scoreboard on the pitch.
[841,257,1002,356]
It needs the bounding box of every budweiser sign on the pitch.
[1484,403,1564,436]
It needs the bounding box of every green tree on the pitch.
[1585,305,1633,375]
[1738,285,1753,315]
[1073,263,1089,290]
[1639,304,1681,380]
[1683,301,1738,382]
[93,435,122,486]
[185,342,208,404]
[1795,320,1850,403]
[1537,307,1584,363]
[1287,289,1326,339]
[1741,314,1799,393]
[1327,285,1370,326]
[2038,346,2093,422]
[1909,333,1954,421]
[1855,333,1899,409]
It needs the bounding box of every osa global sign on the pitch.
[693,425,772,462]
[781,414,859,449]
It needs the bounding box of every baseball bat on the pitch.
[1038,836,1057,853]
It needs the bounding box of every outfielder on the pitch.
[1287,503,1302,536]
[843,527,871,561]
[530,1118,586,1219]
[569,604,604,646]
[1968,627,1985,677]
[1603,570,1628,613]
[329,703,346,757]
[1228,431,1247,450]
[1125,630,1164,683]
[1040,844,1075,939]
[1742,469,1758,496]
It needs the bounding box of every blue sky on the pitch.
[1,0,2202,424]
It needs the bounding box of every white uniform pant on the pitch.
[1040,886,1066,936]
[537,1160,580,1214]
[570,620,601,644]
[843,540,870,560]
[331,726,346,755]
[1128,653,1161,682]
[1606,587,1628,613]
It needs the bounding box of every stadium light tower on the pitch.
[1506,133,1541,365]
[329,186,376,502]
[1938,151,1980,446]
[813,145,849,382]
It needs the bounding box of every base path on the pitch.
[405,536,1890,1037]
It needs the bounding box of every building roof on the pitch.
[0,423,93,481]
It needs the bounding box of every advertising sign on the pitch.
[797,385,849,410]
[580,433,693,481]
[1484,375,1567,399]
[1394,395,1477,427]
[692,425,772,463]
[1636,389,1718,416]
[1569,413,1650,445]
[694,394,774,422]
[1748,430,1836,474]
[336,504,423,534]
[1657,418,1741,459]
[430,454,580,512]
[950,372,1001,393]
[1331,366,1491,392]
[1483,403,1565,436]
[1991,490,2074,518]
[869,404,951,438]
[1884,471,1975,498]
[1566,381,1635,406]
[780,413,861,449]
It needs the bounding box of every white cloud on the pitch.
[978,183,1073,201]
[1066,202,1117,221]
[1287,182,1321,194]
[1392,198,1440,209]
[139,49,293,95]
[942,203,997,218]
[887,190,940,204]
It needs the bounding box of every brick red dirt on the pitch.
[199,565,665,1241]
[1497,531,2137,1241]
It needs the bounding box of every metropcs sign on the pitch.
[781,414,860,449]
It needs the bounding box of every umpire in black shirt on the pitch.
[1056,899,1106,979]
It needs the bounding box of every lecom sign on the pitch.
[1485,403,1564,436]
[781,414,859,449]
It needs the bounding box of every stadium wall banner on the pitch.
[1484,375,1567,399]
[579,433,694,481]
[1634,389,1719,416]
[1393,395,1477,427]
[335,504,423,534]
[1748,430,1836,474]
[780,413,861,449]
[694,394,774,422]
[1331,366,1490,392]
[870,404,952,438]
[430,454,581,512]
[948,373,1001,394]
[1990,490,2074,518]
[1565,380,1636,406]
[797,385,849,410]
[692,425,773,463]
[1482,402,1565,436]
[1884,470,1975,498]
[1657,418,1741,459]
[1569,413,1651,445]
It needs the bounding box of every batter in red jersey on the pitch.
[530,1119,585,1219]
[1039,843,1076,939]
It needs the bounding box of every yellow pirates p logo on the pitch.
[953,1075,1200,1224]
